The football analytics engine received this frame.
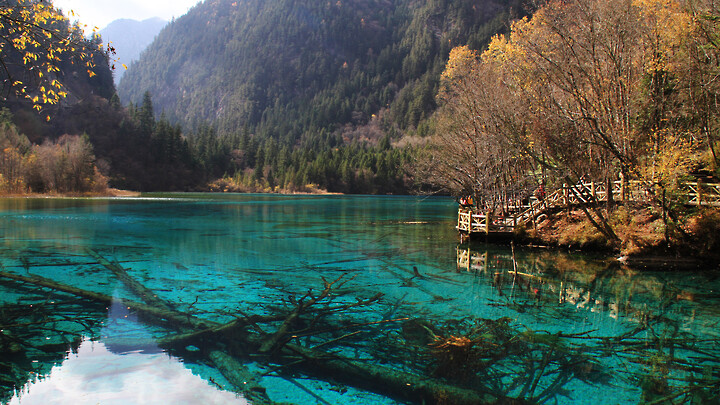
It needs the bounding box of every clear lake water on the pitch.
[0,194,718,404]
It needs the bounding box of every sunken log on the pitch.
[86,248,175,311]
[207,350,274,405]
[0,270,505,405]
[83,251,276,405]
[271,340,499,404]
[0,271,202,330]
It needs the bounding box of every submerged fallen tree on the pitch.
[0,251,507,405]
[3,248,719,404]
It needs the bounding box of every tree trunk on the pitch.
[0,265,508,405]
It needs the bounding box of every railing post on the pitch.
[563,183,568,207]
[698,179,704,206]
[486,210,492,235]
[531,204,535,223]
[590,181,596,200]
[620,172,627,201]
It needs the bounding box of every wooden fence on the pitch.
[457,178,720,236]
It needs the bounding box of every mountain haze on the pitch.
[100,17,167,85]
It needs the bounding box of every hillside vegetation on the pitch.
[118,0,532,193]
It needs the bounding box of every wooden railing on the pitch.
[458,178,720,235]
[683,181,720,207]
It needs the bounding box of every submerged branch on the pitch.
[0,264,508,404]
[259,275,353,353]
[86,248,174,311]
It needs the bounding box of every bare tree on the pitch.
[418,46,538,208]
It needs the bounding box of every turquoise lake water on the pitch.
[0,194,718,404]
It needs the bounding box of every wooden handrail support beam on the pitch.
[698,179,703,206]
[457,179,720,237]
[485,210,492,235]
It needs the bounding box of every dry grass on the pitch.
[685,208,720,255]
[530,209,608,250]
[610,206,666,256]
[527,204,720,260]
[529,205,666,255]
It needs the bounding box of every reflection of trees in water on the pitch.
[456,245,707,325]
[455,244,720,402]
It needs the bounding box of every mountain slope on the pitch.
[118,0,530,141]
[100,18,167,85]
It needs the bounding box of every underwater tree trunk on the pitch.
[86,249,175,311]
[84,250,276,405]
[0,267,507,405]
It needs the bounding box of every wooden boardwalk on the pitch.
[458,178,720,237]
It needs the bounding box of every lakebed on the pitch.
[0,194,718,404]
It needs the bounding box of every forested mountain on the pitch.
[120,0,527,135]
[100,18,167,85]
[117,0,532,193]
[1,0,534,194]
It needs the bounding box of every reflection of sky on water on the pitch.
[7,292,246,405]
[8,338,246,405]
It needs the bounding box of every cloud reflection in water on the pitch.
[9,338,247,405]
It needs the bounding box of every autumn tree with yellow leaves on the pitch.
[0,0,106,117]
[426,0,720,244]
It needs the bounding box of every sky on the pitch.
[51,0,202,31]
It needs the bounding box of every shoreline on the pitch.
[0,188,141,198]
[0,188,347,198]
[521,206,720,269]
[465,234,718,270]
[462,203,720,270]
